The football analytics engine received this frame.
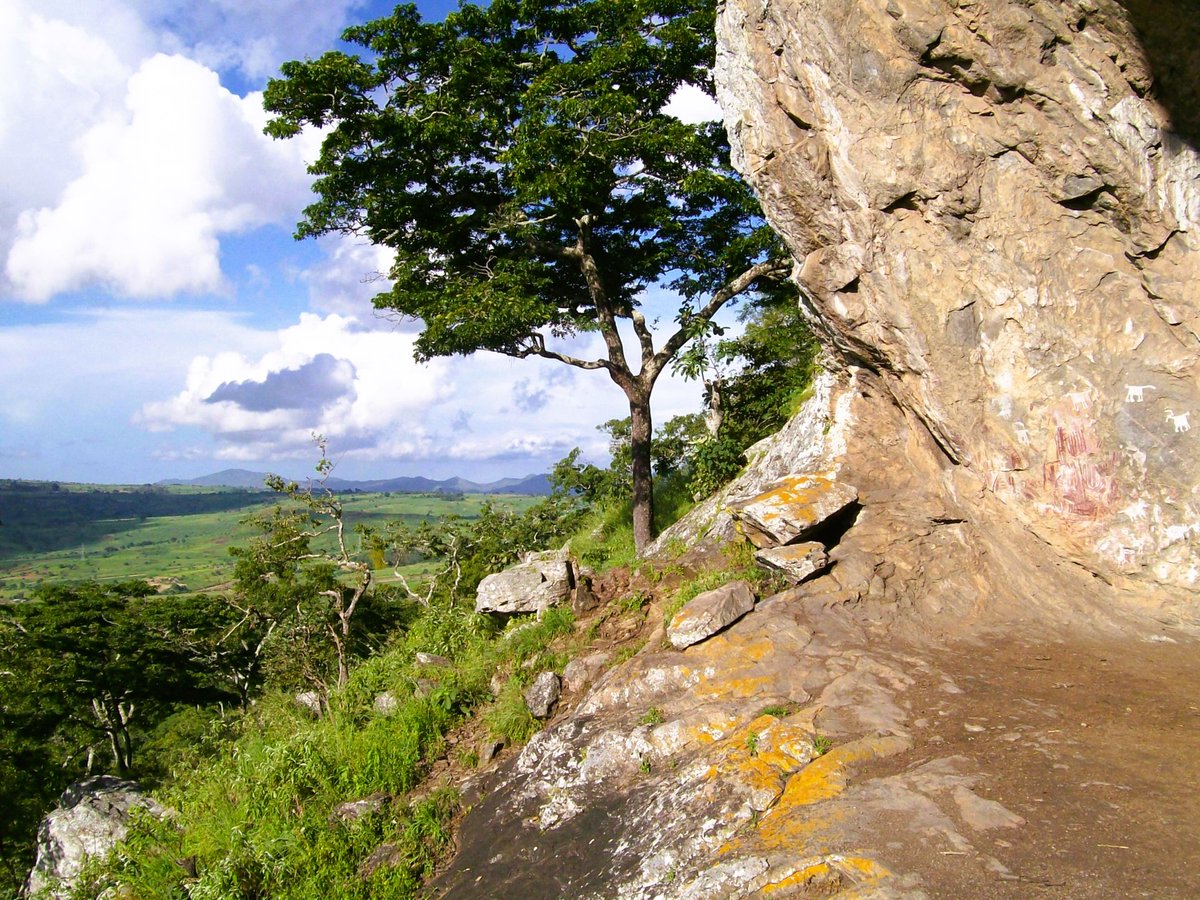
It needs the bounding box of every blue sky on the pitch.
[0,0,721,485]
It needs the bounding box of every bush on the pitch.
[687,436,746,499]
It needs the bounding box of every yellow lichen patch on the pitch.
[694,673,779,702]
[760,861,836,895]
[718,734,911,858]
[732,473,858,547]
[777,734,912,808]
[760,855,893,896]
[692,717,820,812]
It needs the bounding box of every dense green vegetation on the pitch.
[0,0,824,893]
[0,480,581,897]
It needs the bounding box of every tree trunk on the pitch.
[629,393,655,554]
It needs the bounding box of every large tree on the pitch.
[264,0,790,551]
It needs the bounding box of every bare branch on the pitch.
[648,258,791,383]
[509,332,609,371]
[629,309,655,369]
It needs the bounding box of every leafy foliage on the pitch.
[264,0,792,550]
[0,581,242,892]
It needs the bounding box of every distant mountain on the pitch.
[158,469,272,489]
[161,469,553,496]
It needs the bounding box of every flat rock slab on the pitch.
[732,474,858,549]
[755,541,830,583]
[668,579,757,649]
[476,557,573,614]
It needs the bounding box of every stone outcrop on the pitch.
[715,0,1200,608]
[666,580,757,649]
[28,776,167,899]
[732,474,858,548]
[475,550,575,615]
[562,650,611,694]
[523,671,562,719]
[754,541,830,584]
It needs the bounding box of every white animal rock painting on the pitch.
[1165,409,1191,433]
[1013,421,1031,445]
[1121,499,1149,522]
[1067,390,1091,412]
[1124,384,1156,402]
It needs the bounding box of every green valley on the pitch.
[0,481,539,600]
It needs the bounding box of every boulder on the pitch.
[731,474,858,549]
[476,551,574,614]
[667,580,757,650]
[373,692,399,716]
[479,739,505,764]
[523,671,562,718]
[330,792,390,825]
[360,842,404,880]
[294,691,323,716]
[415,652,452,668]
[570,574,599,615]
[27,776,167,899]
[755,541,830,584]
[562,651,611,694]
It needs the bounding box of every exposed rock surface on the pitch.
[717,0,1200,603]
[373,691,399,715]
[28,776,167,898]
[523,671,562,718]
[475,550,575,615]
[433,3,1200,897]
[754,540,830,583]
[732,474,859,548]
[666,579,757,649]
[562,650,611,694]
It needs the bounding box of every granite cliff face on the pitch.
[716,0,1200,605]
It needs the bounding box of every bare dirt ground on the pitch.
[848,629,1200,899]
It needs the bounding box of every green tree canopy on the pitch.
[264,0,792,551]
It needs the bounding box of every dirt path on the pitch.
[847,631,1200,898]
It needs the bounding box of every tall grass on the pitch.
[72,597,583,899]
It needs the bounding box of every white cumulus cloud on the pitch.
[6,52,319,301]
[662,83,724,124]
[137,313,452,460]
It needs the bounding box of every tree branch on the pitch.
[629,309,655,370]
[648,258,790,383]
[510,332,610,371]
[574,215,633,387]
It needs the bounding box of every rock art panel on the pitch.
[716,0,1200,595]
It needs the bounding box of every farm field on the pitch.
[0,481,538,599]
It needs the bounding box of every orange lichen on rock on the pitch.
[731,474,859,548]
[759,855,893,896]
[718,733,912,861]
[691,714,820,811]
[777,734,912,807]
